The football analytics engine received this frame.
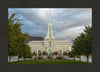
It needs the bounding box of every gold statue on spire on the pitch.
[49,10,51,22]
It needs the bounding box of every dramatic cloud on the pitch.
[8,8,92,43]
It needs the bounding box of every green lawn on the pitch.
[10,60,91,64]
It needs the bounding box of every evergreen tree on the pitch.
[72,26,92,63]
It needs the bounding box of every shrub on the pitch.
[48,56,51,59]
[33,52,37,56]
[43,51,47,55]
[53,51,58,55]
[38,56,43,60]
[56,57,63,60]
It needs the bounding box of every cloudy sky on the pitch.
[8,8,92,43]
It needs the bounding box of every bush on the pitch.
[38,56,43,60]
[47,56,53,60]
[43,51,47,55]
[48,56,51,59]
[56,57,63,60]
[33,52,37,56]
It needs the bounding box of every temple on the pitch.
[27,12,72,56]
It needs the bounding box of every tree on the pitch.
[8,13,20,56]
[72,26,92,63]
[83,26,92,63]
[16,43,32,58]
[8,13,32,60]
[68,50,77,60]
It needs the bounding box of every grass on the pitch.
[10,60,92,64]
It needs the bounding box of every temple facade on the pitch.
[27,12,72,56]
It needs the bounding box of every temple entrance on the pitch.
[47,48,52,56]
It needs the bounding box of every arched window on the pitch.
[38,50,41,56]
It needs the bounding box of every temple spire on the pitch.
[45,9,55,38]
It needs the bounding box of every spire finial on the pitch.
[49,9,51,22]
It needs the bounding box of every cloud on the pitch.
[55,26,85,39]
[8,8,92,43]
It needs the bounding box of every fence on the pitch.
[8,55,92,63]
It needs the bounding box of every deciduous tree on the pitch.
[8,13,32,60]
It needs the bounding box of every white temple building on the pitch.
[27,12,72,56]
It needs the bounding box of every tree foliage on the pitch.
[8,13,32,58]
[71,26,92,63]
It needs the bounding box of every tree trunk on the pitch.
[87,55,89,63]
[79,55,81,61]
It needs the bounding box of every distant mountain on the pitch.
[29,36,44,41]
[25,36,44,43]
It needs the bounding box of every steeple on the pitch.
[45,10,55,38]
